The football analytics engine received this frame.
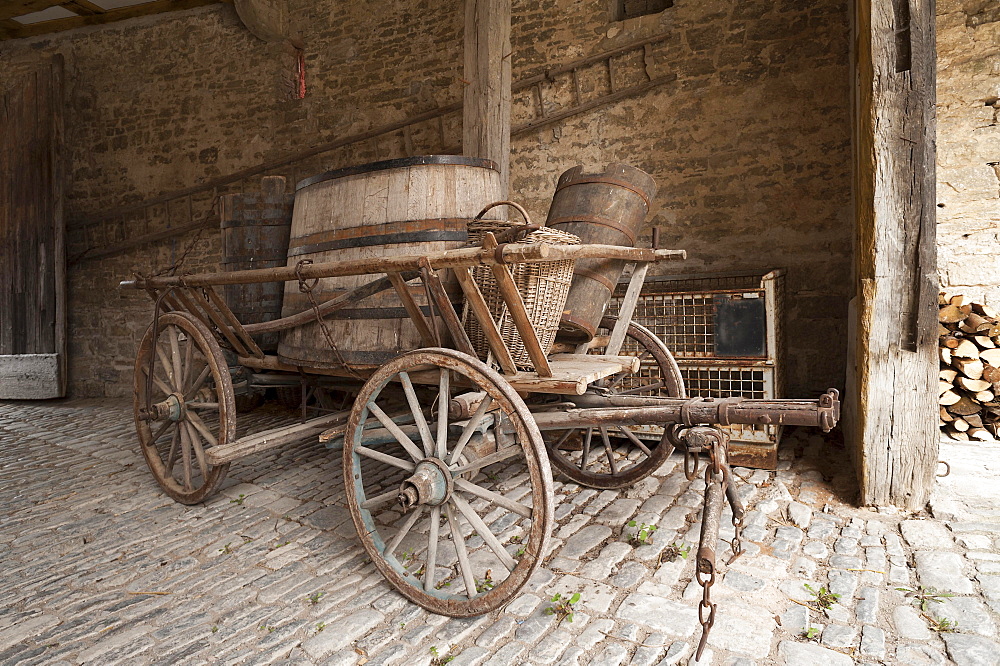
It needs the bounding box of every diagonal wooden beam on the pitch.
[1,0,220,40]
[0,1,63,22]
[60,0,105,16]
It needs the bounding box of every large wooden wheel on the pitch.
[133,311,234,504]
[344,348,553,617]
[545,316,686,489]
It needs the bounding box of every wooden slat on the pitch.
[605,262,649,357]
[180,288,251,357]
[453,266,518,374]
[482,234,551,377]
[205,409,351,465]
[387,271,436,347]
[203,285,264,358]
[419,260,478,358]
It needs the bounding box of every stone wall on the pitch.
[0,0,853,399]
[937,1,1000,305]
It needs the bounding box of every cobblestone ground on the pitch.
[1,399,998,666]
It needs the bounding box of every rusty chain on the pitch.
[295,259,364,380]
[684,426,745,662]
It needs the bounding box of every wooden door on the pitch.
[0,56,66,398]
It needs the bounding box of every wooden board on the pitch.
[847,0,937,509]
[503,354,640,395]
[0,56,65,398]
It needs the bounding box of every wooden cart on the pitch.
[121,233,839,623]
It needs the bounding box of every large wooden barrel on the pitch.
[278,156,501,371]
[219,176,294,351]
[547,163,656,343]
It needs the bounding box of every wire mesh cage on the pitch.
[608,269,785,468]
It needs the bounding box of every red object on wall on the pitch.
[296,49,306,99]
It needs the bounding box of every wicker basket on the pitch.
[464,201,580,371]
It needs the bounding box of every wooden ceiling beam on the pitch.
[1,0,221,40]
[60,0,105,16]
[0,0,66,22]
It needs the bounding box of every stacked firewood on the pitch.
[940,294,1000,440]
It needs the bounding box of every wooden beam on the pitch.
[848,0,937,510]
[1,0,220,40]
[60,0,105,16]
[0,1,63,22]
[463,0,511,197]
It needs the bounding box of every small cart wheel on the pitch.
[344,348,553,617]
[546,316,686,489]
[133,311,234,504]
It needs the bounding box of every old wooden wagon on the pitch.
[121,156,839,653]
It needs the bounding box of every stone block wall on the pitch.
[937,0,1000,305]
[0,0,853,399]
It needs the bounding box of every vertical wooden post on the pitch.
[848,0,937,509]
[463,0,512,197]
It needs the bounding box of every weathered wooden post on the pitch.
[848,0,937,509]
[463,0,512,197]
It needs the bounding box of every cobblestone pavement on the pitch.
[1,399,998,666]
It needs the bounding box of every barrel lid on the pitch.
[296,155,499,191]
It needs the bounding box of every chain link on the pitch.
[295,260,363,380]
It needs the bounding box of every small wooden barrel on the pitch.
[547,163,656,343]
[219,176,294,351]
[278,156,501,371]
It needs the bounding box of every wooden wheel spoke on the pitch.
[179,422,194,491]
[155,343,175,388]
[617,425,652,457]
[424,506,440,592]
[367,401,425,463]
[580,428,593,471]
[549,429,574,451]
[445,504,478,599]
[141,364,174,398]
[355,446,416,471]
[168,325,183,391]
[186,402,220,410]
[451,493,517,572]
[183,421,210,481]
[620,381,664,396]
[436,370,450,459]
[399,372,436,457]
[181,331,195,390]
[186,410,217,443]
[600,427,618,476]
[385,505,424,557]
[184,364,212,400]
[164,429,180,474]
[149,419,172,445]
[448,396,493,465]
[360,488,400,510]
[450,446,520,475]
[454,477,531,518]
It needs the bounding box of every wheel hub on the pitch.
[398,458,453,510]
[138,392,186,422]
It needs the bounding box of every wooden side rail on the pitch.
[120,244,686,290]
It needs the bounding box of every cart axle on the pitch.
[136,393,184,422]
[398,458,453,510]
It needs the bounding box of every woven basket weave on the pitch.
[464,201,580,371]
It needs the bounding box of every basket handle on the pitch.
[473,200,535,227]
